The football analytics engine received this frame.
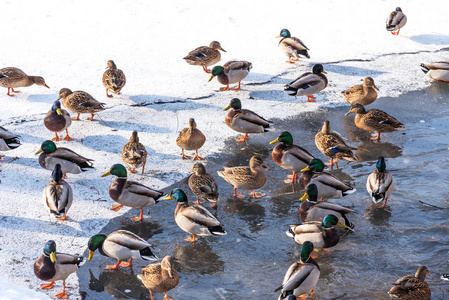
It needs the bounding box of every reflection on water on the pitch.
[173,241,224,275]
[365,205,392,226]
[223,197,266,233]
[355,141,402,162]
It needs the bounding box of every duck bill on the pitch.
[312,248,319,252]
[168,268,175,278]
[300,193,308,201]
[269,138,280,145]
[219,47,226,52]
[35,148,43,155]
[338,221,354,231]
[262,164,270,171]
[56,108,62,115]
[163,195,172,200]
[275,34,281,38]
[223,104,231,111]
[50,252,57,263]
[344,110,352,116]
[88,250,94,261]
[101,170,111,177]
[208,74,215,82]
[322,70,328,74]
[373,85,379,91]
[301,166,311,172]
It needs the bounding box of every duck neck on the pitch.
[174,202,188,218]
[109,177,127,201]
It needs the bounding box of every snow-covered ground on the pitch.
[0,0,448,298]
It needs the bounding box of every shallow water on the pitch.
[79,83,449,299]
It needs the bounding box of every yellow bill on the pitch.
[269,138,280,145]
[88,250,94,261]
[101,170,111,177]
[301,166,311,172]
[50,252,57,263]
[300,192,308,201]
[163,194,172,200]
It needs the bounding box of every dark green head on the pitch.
[164,188,188,203]
[300,184,318,202]
[312,64,326,75]
[308,158,326,172]
[322,214,339,228]
[278,29,291,38]
[101,164,127,178]
[52,164,63,182]
[51,100,62,115]
[43,240,57,263]
[300,241,314,262]
[376,157,386,172]
[36,140,57,154]
[88,234,107,261]
[270,131,293,147]
[224,98,242,111]
[396,7,402,12]
[211,66,224,76]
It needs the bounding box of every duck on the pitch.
[386,7,407,35]
[58,88,105,121]
[274,241,320,300]
[34,240,83,299]
[342,77,379,106]
[315,120,357,169]
[217,155,269,198]
[270,131,314,184]
[101,164,164,221]
[388,266,431,300]
[184,41,226,73]
[0,126,21,159]
[284,64,328,102]
[345,103,404,140]
[300,158,356,200]
[298,184,354,227]
[36,140,94,177]
[176,118,206,160]
[208,60,252,91]
[102,60,126,98]
[88,229,158,270]
[224,98,271,143]
[137,256,179,300]
[0,67,49,96]
[286,214,351,254]
[276,29,310,64]
[44,100,72,142]
[420,62,449,82]
[366,157,394,208]
[43,164,73,221]
[163,188,227,243]
[188,162,219,208]
[122,131,147,174]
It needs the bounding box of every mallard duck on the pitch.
[102,60,126,98]
[366,157,394,208]
[420,62,449,82]
[217,155,269,198]
[300,158,356,200]
[101,164,164,221]
[188,162,219,208]
[342,77,379,106]
[224,98,271,142]
[163,188,227,243]
[286,214,351,253]
[43,164,73,221]
[208,60,252,91]
[284,64,327,102]
[0,126,21,159]
[0,67,49,96]
[88,229,158,269]
[176,118,206,160]
[276,29,310,64]
[122,131,147,174]
[138,256,179,300]
[58,88,105,121]
[44,100,72,141]
[298,184,354,227]
[274,241,320,300]
[315,120,357,168]
[184,41,226,73]
[270,131,314,184]
[36,140,94,177]
[34,240,83,299]
[386,7,407,35]
[388,266,431,300]
[345,103,404,140]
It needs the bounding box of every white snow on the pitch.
[0,0,448,298]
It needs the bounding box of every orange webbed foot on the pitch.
[87,113,95,121]
[181,154,191,159]
[111,204,123,212]
[220,85,230,91]
[184,235,198,243]
[306,95,316,102]
[51,136,61,142]
[193,155,204,160]
[210,202,218,208]
[119,259,133,267]
[250,190,263,198]
[321,248,333,254]
[40,282,55,289]
[105,261,121,270]
[309,253,319,259]
[129,169,138,173]
[57,215,68,221]
[63,135,73,141]
[55,291,68,299]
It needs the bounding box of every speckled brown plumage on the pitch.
[188,163,219,206]
[0,67,49,95]
[138,256,179,298]
[342,77,378,106]
[388,266,431,300]
[315,120,357,164]
[102,60,126,97]
[184,41,226,72]
[176,118,206,160]
[58,88,105,121]
[122,131,147,174]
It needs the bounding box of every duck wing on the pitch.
[0,67,26,80]
[223,61,252,73]
[238,109,271,127]
[314,202,355,214]
[274,262,316,293]
[365,109,404,129]
[281,37,309,51]
[126,181,164,199]
[107,230,152,250]
[284,72,321,92]
[312,172,353,192]
[181,205,221,227]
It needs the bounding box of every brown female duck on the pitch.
[138,256,179,300]
[102,60,126,98]
[176,118,206,160]
[388,266,431,299]
[44,100,72,141]
[0,67,49,96]
[122,131,147,174]
[342,77,379,106]
[184,41,226,73]
[188,162,219,207]
[58,88,105,121]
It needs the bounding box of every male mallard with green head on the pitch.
[420,62,449,82]
[217,155,269,198]
[176,118,206,160]
[58,88,105,121]
[345,103,404,141]
[164,188,227,243]
[388,266,431,300]
[122,131,147,174]
[366,157,394,208]
[88,229,158,270]
[284,64,327,102]
[276,29,310,64]
[274,241,320,299]
[208,60,252,91]
[386,7,407,36]
[34,240,83,299]
[0,67,49,96]
[224,98,271,143]
[0,126,21,159]
[270,131,314,184]
[138,256,179,300]
[102,60,126,98]
[342,77,379,106]
[101,164,164,221]
[188,162,219,208]
[43,164,73,221]
[184,41,226,73]
[44,100,72,141]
